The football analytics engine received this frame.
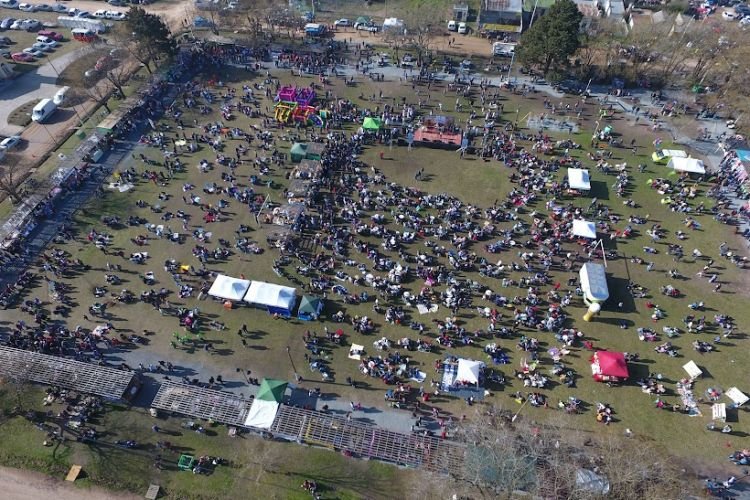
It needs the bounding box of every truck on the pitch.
[32,98,57,123]
[492,42,515,57]
[57,15,108,33]
[304,23,326,36]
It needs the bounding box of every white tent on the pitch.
[667,157,706,174]
[243,399,279,429]
[572,219,597,239]
[457,358,485,385]
[726,387,749,407]
[568,168,591,191]
[579,262,609,303]
[244,281,297,314]
[208,274,251,301]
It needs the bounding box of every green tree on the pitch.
[123,7,177,73]
[517,0,583,75]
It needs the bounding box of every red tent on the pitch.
[591,351,629,382]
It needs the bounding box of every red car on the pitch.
[38,30,63,41]
[94,55,112,71]
[11,52,34,62]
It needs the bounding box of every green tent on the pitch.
[362,117,382,131]
[297,295,323,320]
[355,16,371,25]
[257,378,288,403]
[290,143,307,163]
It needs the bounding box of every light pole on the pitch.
[286,345,300,382]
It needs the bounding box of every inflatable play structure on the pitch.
[274,86,327,127]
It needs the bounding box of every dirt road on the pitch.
[0,465,140,500]
[330,27,496,57]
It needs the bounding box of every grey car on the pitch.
[0,17,15,29]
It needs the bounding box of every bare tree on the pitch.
[104,64,130,97]
[401,0,450,67]
[0,153,28,205]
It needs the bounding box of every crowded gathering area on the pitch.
[0,30,749,497]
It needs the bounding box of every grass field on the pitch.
[0,52,748,495]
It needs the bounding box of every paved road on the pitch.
[0,47,92,137]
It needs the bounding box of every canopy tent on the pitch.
[591,351,629,382]
[243,399,279,429]
[297,295,323,321]
[579,262,609,304]
[290,143,307,163]
[683,360,703,379]
[244,281,297,316]
[568,168,591,191]
[362,117,382,131]
[257,378,288,403]
[456,358,485,385]
[667,157,706,175]
[572,219,597,239]
[355,16,371,25]
[207,274,251,301]
[726,387,749,407]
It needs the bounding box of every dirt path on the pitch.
[331,28,495,57]
[0,465,140,500]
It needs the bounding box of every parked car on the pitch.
[107,0,126,5]
[334,18,350,27]
[0,0,19,9]
[0,17,14,29]
[17,3,34,12]
[37,35,57,48]
[458,22,468,34]
[105,10,126,20]
[0,47,10,58]
[94,54,111,71]
[50,3,67,12]
[354,22,379,32]
[35,4,52,11]
[0,135,22,151]
[75,10,90,18]
[93,9,107,18]
[22,46,43,57]
[11,51,32,61]
[38,29,62,40]
[447,20,457,31]
[722,9,739,19]
[0,35,10,44]
[31,41,51,51]
[84,67,98,78]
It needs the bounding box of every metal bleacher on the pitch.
[151,381,253,426]
[270,405,466,475]
[0,345,138,401]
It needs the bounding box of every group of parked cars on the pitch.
[0,26,64,62]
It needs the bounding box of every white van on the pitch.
[53,86,69,105]
[447,20,457,31]
[457,22,468,34]
[0,0,19,9]
[31,98,57,123]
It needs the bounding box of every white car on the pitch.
[50,3,66,12]
[17,3,34,11]
[334,18,350,27]
[722,9,738,20]
[31,41,52,51]
[354,22,379,32]
[740,15,750,26]
[35,4,52,11]
[75,10,90,18]
[105,10,126,20]
[22,46,42,57]
[458,22,468,34]
[0,135,21,150]
[93,9,107,18]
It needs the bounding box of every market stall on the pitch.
[567,168,591,192]
[207,274,251,301]
[591,351,629,382]
[243,281,297,316]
